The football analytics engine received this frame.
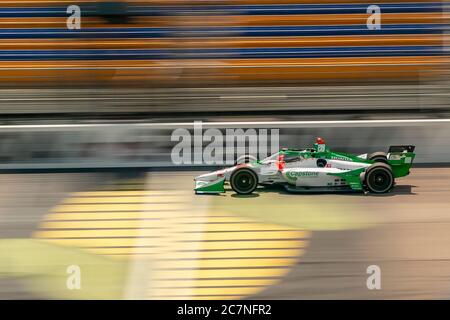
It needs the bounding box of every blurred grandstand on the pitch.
[0,0,448,115]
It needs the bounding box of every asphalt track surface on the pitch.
[0,168,450,299]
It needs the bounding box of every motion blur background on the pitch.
[0,0,450,300]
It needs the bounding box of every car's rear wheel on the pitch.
[368,151,388,164]
[365,163,394,194]
[230,168,258,195]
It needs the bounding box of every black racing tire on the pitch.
[234,154,257,166]
[365,163,394,194]
[368,151,388,164]
[230,168,258,195]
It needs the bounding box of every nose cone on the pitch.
[195,171,220,182]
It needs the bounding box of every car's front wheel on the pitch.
[234,154,257,166]
[365,163,394,194]
[230,168,258,195]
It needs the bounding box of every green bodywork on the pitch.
[328,168,366,191]
[387,152,416,178]
[277,145,414,172]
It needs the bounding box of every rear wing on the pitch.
[388,145,415,153]
[387,145,416,177]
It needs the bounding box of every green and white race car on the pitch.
[194,138,415,195]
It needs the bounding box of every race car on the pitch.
[194,138,415,195]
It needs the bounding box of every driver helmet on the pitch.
[314,137,327,152]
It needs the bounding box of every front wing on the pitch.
[195,178,226,194]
